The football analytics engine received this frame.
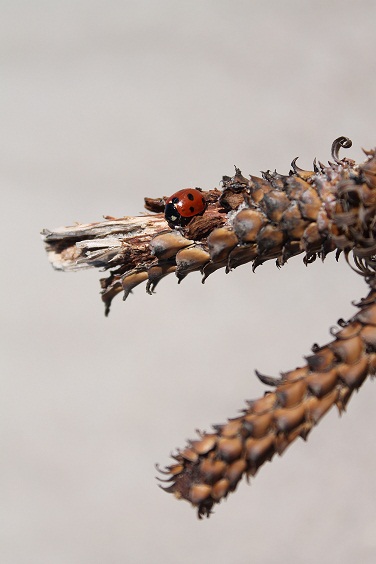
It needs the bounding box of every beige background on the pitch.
[2,1,376,563]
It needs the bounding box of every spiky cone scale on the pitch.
[41,138,376,517]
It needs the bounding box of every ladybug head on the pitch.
[164,201,190,227]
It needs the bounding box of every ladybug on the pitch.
[164,188,206,227]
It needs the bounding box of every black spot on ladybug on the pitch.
[187,193,195,201]
[189,206,195,213]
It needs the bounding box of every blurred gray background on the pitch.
[2,1,376,563]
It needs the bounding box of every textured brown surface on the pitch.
[43,142,376,316]
[159,290,376,517]
[42,141,376,517]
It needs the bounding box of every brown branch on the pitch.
[158,289,376,517]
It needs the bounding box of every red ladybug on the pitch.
[164,188,206,227]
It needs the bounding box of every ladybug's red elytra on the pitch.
[164,188,206,227]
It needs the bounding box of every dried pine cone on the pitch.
[158,290,376,517]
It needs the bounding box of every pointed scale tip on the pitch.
[255,369,281,386]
